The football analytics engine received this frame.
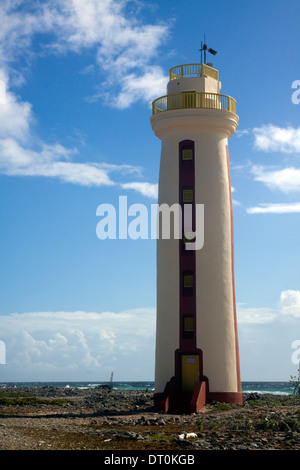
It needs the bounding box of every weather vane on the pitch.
[199,35,217,64]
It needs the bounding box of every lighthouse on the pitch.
[150,57,242,413]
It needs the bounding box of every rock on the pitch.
[185,432,197,438]
[191,440,211,449]
[158,418,166,425]
[120,431,144,441]
[285,431,297,441]
[177,438,193,447]
[279,420,290,431]
[177,432,197,440]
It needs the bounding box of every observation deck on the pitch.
[169,63,219,81]
[152,63,236,116]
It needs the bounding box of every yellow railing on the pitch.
[152,92,236,115]
[169,63,219,81]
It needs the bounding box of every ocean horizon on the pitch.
[0,381,295,396]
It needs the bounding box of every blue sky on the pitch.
[0,0,300,383]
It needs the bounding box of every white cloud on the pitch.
[0,80,149,187]
[1,297,298,381]
[0,133,153,187]
[237,304,278,324]
[96,162,142,177]
[279,290,300,319]
[237,290,300,324]
[0,0,169,109]
[0,308,156,381]
[0,130,154,188]
[108,67,168,109]
[236,129,250,138]
[60,0,170,108]
[247,202,300,214]
[251,165,300,193]
[0,1,54,62]
[0,1,164,188]
[245,163,300,214]
[232,199,241,207]
[253,124,300,153]
[0,137,116,187]
[121,182,158,199]
[0,72,32,141]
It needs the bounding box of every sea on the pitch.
[0,381,295,395]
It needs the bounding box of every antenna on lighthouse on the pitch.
[199,35,217,64]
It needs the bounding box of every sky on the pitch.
[0,0,300,384]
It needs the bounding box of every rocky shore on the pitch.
[0,385,299,451]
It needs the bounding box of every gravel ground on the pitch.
[0,386,299,451]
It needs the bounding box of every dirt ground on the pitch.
[0,386,299,452]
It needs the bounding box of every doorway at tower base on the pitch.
[155,377,206,414]
[154,377,243,414]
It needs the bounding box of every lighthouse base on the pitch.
[207,391,243,405]
[154,378,243,414]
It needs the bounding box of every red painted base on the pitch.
[154,389,244,412]
[207,391,243,405]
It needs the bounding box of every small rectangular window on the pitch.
[182,315,194,339]
[182,189,193,203]
[182,271,194,296]
[184,316,194,332]
[182,148,193,161]
[183,274,194,288]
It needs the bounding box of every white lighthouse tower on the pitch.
[150,55,242,413]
